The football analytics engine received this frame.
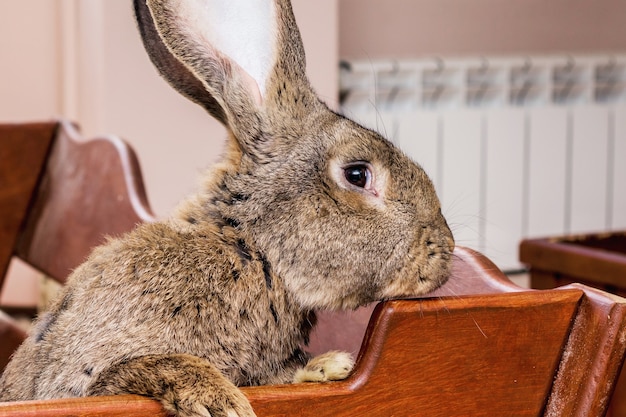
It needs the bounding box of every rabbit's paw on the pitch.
[293,351,354,383]
[87,354,256,417]
[160,388,255,417]
[162,393,254,417]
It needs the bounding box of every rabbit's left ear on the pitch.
[135,0,309,142]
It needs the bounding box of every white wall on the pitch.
[0,0,339,307]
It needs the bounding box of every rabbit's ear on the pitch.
[134,0,227,124]
[134,0,309,143]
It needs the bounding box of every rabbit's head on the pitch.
[135,0,454,310]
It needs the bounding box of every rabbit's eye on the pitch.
[344,165,371,188]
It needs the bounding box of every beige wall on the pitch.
[0,0,338,307]
[0,1,62,120]
[340,0,626,59]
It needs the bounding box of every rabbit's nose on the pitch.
[445,233,455,252]
[439,216,455,252]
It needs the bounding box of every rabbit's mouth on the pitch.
[377,262,451,301]
[378,227,455,300]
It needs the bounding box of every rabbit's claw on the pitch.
[293,351,354,383]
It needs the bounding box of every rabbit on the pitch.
[0,0,455,416]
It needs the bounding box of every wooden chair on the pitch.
[1,120,626,416]
[521,232,626,417]
[0,120,155,369]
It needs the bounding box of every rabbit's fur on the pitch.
[0,0,454,415]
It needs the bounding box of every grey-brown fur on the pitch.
[0,0,454,416]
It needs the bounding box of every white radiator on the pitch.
[340,54,626,271]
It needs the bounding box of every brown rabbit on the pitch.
[0,0,455,416]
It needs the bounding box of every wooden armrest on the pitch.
[0,395,166,417]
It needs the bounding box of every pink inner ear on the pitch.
[240,68,264,107]
[222,54,263,107]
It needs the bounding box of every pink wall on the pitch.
[340,0,626,59]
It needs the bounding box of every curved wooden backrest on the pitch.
[1,121,626,416]
[9,120,155,282]
[0,120,156,369]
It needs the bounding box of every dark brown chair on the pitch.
[1,120,626,416]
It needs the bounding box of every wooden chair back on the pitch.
[0,120,155,368]
[1,120,625,416]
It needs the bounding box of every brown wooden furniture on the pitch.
[520,231,626,294]
[521,231,626,417]
[0,120,155,369]
[1,120,626,416]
